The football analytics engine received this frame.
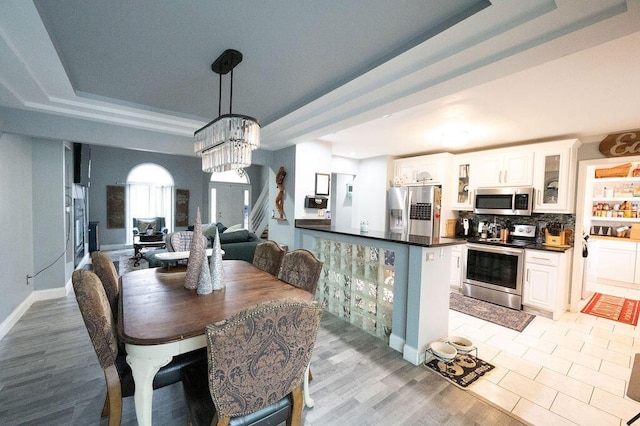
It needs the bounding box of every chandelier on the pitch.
[194,49,260,173]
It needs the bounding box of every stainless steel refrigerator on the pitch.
[388,185,442,238]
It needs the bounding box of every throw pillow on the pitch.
[202,223,218,238]
[223,224,244,233]
[216,222,228,234]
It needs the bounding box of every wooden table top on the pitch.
[119,260,314,345]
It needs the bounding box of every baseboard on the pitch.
[0,292,35,341]
[388,333,405,353]
[403,344,426,366]
[34,285,68,301]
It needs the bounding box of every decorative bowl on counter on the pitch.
[448,336,473,352]
[429,341,457,360]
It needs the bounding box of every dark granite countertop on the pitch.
[295,224,466,248]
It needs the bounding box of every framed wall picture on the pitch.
[315,173,330,196]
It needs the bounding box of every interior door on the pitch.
[211,183,250,226]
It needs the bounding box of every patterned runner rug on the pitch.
[424,353,494,389]
[449,292,535,332]
[581,293,640,325]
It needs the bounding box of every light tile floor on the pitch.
[450,283,640,426]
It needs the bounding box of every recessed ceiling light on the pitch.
[441,129,469,148]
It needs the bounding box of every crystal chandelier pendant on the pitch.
[194,49,260,173]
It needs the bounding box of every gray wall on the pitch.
[89,145,208,246]
[89,145,271,246]
[31,139,67,291]
[0,133,34,322]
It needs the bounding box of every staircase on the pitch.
[249,182,270,240]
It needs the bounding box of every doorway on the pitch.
[210,184,249,227]
[209,170,251,227]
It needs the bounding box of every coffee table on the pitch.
[133,235,166,256]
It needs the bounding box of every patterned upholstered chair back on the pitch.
[279,249,323,295]
[252,240,286,276]
[205,299,323,420]
[72,270,118,371]
[167,231,207,252]
[90,251,120,321]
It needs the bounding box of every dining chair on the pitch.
[181,298,324,426]
[90,251,120,321]
[252,240,286,276]
[71,269,206,426]
[279,249,323,295]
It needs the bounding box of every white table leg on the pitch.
[303,364,314,408]
[126,353,172,426]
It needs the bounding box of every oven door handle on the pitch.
[466,243,523,256]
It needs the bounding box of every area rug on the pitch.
[581,293,640,325]
[424,353,494,389]
[118,255,148,276]
[450,292,535,332]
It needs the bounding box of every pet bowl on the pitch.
[448,336,473,352]
[429,341,457,360]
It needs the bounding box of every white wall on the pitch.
[294,141,333,219]
[331,173,355,229]
[354,156,393,232]
[268,146,297,247]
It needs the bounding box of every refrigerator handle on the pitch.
[406,189,412,236]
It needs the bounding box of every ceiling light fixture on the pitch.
[194,49,260,173]
[440,128,469,148]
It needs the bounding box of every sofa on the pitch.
[145,223,262,267]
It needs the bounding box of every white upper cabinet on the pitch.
[532,139,580,213]
[472,150,533,187]
[393,153,452,186]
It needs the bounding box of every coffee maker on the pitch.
[455,217,472,237]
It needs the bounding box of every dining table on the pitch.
[118,260,315,426]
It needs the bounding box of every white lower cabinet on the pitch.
[593,239,637,284]
[450,245,463,290]
[523,249,572,320]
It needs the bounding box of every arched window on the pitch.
[210,169,250,228]
[126,163,174,244]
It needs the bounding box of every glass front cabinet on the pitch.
[451,155,473,211]
[533,139,580,213]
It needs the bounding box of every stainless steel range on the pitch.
[462,224,537,310]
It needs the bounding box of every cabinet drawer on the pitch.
[597,238,636,251]
[525,249,560,267]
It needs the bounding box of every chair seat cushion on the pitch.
[116,347,207,397]
[181,361,292,426]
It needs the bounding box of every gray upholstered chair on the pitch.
[132,217,168,239]
[166,231,207,252]
[279,249,323,295]
[90,251,120,321]
[181,299,324,426]
[72,270,205,426]
[252,240,286,276]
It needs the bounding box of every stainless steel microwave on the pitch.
[474,186,534,216]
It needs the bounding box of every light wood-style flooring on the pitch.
[0,290,522,425]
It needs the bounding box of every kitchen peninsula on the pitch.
[295,222,465,365]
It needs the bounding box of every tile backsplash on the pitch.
[457,211,575,240]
